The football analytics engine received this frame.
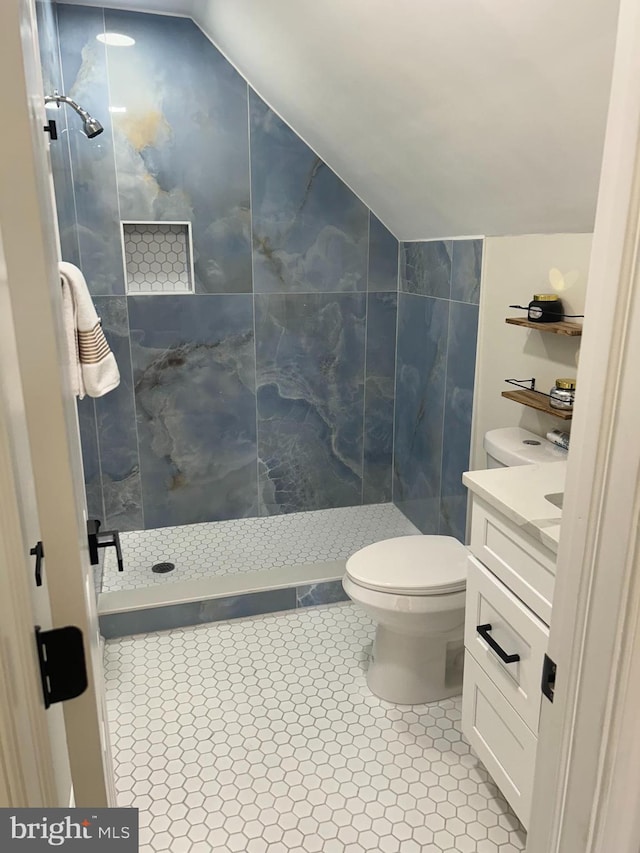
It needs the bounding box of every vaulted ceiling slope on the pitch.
[59,0,619,239]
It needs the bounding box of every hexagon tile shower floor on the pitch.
[102,503,420,593]
[104,603,526,853]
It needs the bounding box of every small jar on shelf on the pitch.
[549,378,576,411]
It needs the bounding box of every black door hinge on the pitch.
[43,119,58,140]
[30,540,45,587]
[35,625,88,709]
[542,653,557,703]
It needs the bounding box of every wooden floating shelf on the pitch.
[502,389,573,420]
[505,317,582,336]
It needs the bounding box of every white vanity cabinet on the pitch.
[462,496,556,829]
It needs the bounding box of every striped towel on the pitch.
[59,261,120,399]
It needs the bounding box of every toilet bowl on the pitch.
[343,535,467,704]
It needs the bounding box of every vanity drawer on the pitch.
[462,652,537,829]
[465,556,548,733]
[469,497,555,624]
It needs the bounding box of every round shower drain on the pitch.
[152,561,175,574]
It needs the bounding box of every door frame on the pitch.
[0,0,114,807]
[527,0,640,848]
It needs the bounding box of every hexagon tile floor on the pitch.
[104,603,526,853]
[102,503,420,593]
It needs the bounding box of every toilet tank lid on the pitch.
[345,535,468,595]
[484,427,568,466]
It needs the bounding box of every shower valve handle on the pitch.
[87,519,124,572]
[43,119,58,141]
[87,518,101,565]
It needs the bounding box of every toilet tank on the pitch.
[484,427,568,468]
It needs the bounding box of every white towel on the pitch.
[59,261,120,399]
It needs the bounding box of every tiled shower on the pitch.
[38,2,482,605]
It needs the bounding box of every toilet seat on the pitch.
[346,535,467,596]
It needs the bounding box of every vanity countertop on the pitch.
[463,461,566,554]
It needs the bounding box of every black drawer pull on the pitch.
[476,623,520,664]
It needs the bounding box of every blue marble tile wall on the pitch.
[393,240,482,542]
[45,3,399,530]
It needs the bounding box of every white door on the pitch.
[0,229,85,807]
[0,0,115,807]
[0,237,61,808]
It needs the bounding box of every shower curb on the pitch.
[99,577,349,639]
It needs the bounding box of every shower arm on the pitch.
[45,91,92,123]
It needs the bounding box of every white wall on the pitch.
[59,0,619,241]
[471,234,592,469]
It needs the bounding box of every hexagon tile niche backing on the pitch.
[105,604,526,853]
[122,222,194,294]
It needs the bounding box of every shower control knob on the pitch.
[87,518,124,572]
[43,119,58,141]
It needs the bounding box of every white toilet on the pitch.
[484,426,568,468]
[344,426,567,705]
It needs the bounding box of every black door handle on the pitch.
[30,541,45,587]
[476,623,520,664]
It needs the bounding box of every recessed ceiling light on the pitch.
[109,106,127,113]
[96,32,135,47]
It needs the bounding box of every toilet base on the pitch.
[367,625,463,705]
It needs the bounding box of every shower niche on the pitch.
[121,221,194,294]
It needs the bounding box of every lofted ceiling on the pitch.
[58,0,619,239]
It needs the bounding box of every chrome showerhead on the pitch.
[44,91,104,139]
[82,115,104,139]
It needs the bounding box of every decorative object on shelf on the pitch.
[508,294,584,326]
[547,429,570,450]
[501,378,573,420]
[528,293,564,323]
[549,378,576,411]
